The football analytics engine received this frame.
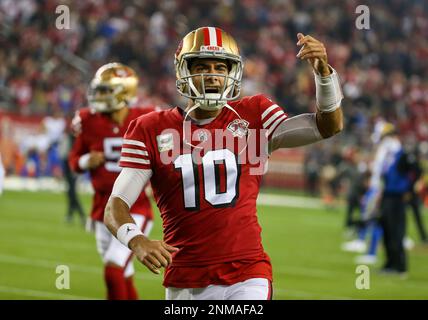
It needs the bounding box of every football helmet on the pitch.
[87,62,138,113]
[175,27,243,111]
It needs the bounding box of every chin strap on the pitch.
[182,103,249,155]
[182,102,204,149]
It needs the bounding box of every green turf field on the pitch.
[0,190,427,300]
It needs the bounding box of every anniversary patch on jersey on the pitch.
[227,119,249,138]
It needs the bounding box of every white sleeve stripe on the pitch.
[121,148,148,156]
[121,153,149,160]
[122,139,146,148]
[120,157,150,165]
[122,145,146,153]
[261,104,280,120]
[267,114,287,137]
[263,110,285,128]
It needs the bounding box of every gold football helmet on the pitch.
[175,27,243,110]
[87,62,138,113]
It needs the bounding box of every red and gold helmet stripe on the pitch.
[202,27,223,47]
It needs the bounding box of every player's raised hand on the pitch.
[296,33,331,77]
[88,151,105,169]
[129,236,179,274]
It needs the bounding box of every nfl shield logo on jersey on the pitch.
[227,119,249,138]
[157,133,174,152]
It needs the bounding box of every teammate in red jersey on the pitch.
[104,27,344,299]
[69,63,156,300]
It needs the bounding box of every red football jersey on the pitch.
[69,106,156,222]
[119,94,288,288]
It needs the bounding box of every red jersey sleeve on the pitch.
[119,117,153,170]
[68,110,89,173]
[256,94,288,141]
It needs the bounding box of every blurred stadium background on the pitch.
[0,0,427,299]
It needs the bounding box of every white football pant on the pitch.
[166,278,272,300]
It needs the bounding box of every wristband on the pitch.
[314,66,344,113]
[117,223,144,248]
[78,153,91,170]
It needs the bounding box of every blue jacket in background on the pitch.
[383,150,411,195]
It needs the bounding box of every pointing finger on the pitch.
[297,35,320,47]
[296,33,305,45]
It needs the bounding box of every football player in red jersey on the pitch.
[104,28,344,299]
[69,63,156,300]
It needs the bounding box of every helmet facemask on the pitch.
[87,82,128,113]
[175,27,244,110]
[175,27,247,151]
[87,62,138,113]
[176,52,243,111]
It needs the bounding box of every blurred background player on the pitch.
[343,122,415,266]
[339,147,370,235]
[379,130,416,275]
[69,63,155,300]
[342,121,400,261]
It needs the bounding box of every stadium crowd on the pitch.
[0,0,427,195]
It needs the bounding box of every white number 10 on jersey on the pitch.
[174,149,239,209]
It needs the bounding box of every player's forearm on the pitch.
[315,107,343,138]
[104,197,150,249]
[104,167,153,246]
[104,197,136,235]
[314,66,344,138]
[68,133,89,173]
[68,152,85,173]
[69,152,97,173]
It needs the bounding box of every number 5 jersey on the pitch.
[69,107,155,222]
